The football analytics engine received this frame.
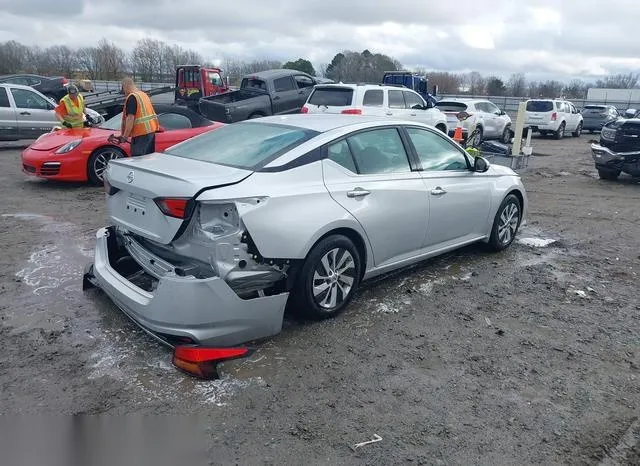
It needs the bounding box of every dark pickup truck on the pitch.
[198,69,318,123]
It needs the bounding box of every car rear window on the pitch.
[308,87,354,106]
[435,102,468,112]
[164,122,319,170]
[241,78,267,91]
[0,88,9,108]
[526,100,554,112]
[584,105,606,110]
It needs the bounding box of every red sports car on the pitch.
[21,104,225,184]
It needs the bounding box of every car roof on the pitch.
[242,113,431,133]
[243,69,308,79]
[436,98,483,104]
[314,83,417,91]
[0,82,44,91]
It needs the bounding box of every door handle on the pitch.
[430,187,447,196]
[20,111,30,115]
[347,188,371,198]
[385,112,393,116]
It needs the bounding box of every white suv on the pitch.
[301,84,449,133]
[435,98,513,146]
[524,99,583,139]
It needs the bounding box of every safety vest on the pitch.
[124,91,159,137]
[60,94,85,128]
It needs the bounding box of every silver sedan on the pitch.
[83,114,527,347]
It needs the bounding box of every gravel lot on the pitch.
[1,129,639,465]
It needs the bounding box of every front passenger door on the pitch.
[404,126,493,248]
[322,127,430,267]
[9,87,56,138]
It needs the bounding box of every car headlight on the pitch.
[55,139,82,154]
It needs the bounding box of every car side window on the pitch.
[362,89,383,107]
[27,77,41,86]
[403,91,425,109]
[10,88,51,110]
[406,127,469,171]
[274,77,295,92]
[0,88,10,108]
[327,139,358,173]
[388,90,405,109]
[346,128,411,175]
[157,113,192,130]
[486,102,501,115]
[294,75,315,89]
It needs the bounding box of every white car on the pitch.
[301,84,449,134]
[524,99,583,139]
[435,98,513,146]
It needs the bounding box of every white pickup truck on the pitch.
[301,83,449,133]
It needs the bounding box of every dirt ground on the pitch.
[1,129,639,465]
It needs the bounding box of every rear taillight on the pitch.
[551,112,557,121]
[154,197,191,219]
[341,108,362,115]
[61,77,69,85]
[300,106,309,113]
[172,346,252,379]
[457,111,472,121]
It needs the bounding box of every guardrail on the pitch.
[437,94,640,112]
[86,80,173,93]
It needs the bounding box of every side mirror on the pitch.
[473,156,490,173]
[499,110,506,116]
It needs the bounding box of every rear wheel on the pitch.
[554,122,565,139]
[470,126,483,147]
[572,122,583,137]
[88,146,126,184]
[290,235,362,320]
[488,194,522,251]
[597,168,621,180]
[436,124,447,134]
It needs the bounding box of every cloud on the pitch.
[0,0,639,82]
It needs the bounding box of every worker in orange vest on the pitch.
[55,84,87,128]
[114,77,159,156]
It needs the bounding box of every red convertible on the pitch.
[21,104,225,184]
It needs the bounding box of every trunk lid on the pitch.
[106,154,252,244]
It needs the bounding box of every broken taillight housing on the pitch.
[154,197,191,219]
[551,112,557,121]
[457,111,472,121]
[300,106,309,113]
[172,346,252,379]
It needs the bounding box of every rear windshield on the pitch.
[584,105,606,110]
[308,87,354,106]
[435,101,468,112]
[164,122,319,170]
[241,78,267,91]
[526,100,554,112]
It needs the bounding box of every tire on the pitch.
[500,125,512,144]
[597,168,621,180]
[572,122,583,137]
[436,124,447,134]
[289,234,362,320]
[87,146,126,184]
[488,194,522,252]
[554,122,565,140]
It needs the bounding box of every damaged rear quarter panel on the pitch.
[194,161,371,260]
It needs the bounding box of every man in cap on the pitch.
[54,84,88,129]
[113,77,159,156]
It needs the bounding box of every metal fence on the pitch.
[86,80,173,93]
[438,94,640,112]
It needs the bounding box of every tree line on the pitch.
[0,38,637,98]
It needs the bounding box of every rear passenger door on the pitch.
[272,76,302,114]
[0,87,18,140]
[321,127,430,267]
[385,90,406,118]
[360,89,386,117]
[293,74,316,107]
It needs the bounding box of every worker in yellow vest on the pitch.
[54,85,87,128]
[114,77,159,156]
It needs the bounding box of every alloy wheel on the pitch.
[94,150,123,181]
[497,202,520,245]
[312,248,356,310]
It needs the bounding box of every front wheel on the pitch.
[500,125,512,144]
[488,194,522,251]
[88,146,126,184]
[290,235,362,320]
[572,122,583,137]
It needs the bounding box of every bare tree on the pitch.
[95,39,125,80]
[563,79,588,99]
[465,71,486,95]
[595,72,639,89]
[507,73,527,97]
[0,40,32,74]
[77,46,100,79]
[131,38,163,81]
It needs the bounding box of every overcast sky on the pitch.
[0,0,638,82]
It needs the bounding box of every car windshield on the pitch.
[164,122,319,170]
[100,112,123,130]
[526,100,554,112]
[584,105,606,110]
[308,87,354,106]
[435,102,468,112]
